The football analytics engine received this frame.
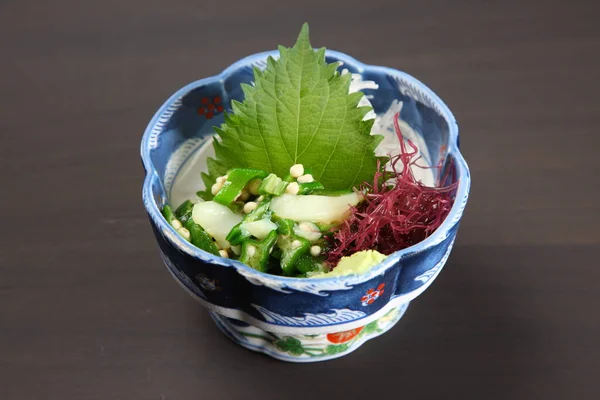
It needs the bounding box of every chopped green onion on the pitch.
[258,173,288,196]
[213,168,268,206]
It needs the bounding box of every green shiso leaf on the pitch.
[198,23,382,199]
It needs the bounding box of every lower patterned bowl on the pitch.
[141,49,470,362]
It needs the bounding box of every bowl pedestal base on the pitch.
[209,302,410,362]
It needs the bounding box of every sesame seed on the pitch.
[243,202,258,214]
[238,190,250,201]
[286,182,299,195]
[218,249,229,258]
[178,227,190,240]
[310,245,321,257]
[289,164,304,178]
[297,174,314,183]
[248,179,262,195]
[211,183,222,195]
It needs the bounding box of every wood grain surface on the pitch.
[1,0,599,399]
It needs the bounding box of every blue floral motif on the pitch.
[159,251,207,300]
[195,273,220,292]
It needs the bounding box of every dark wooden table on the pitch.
[2,0,599,399]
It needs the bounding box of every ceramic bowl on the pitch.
[141,49,471,362]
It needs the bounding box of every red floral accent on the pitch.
[197,96,224,120]
[360,283,385,306]
[327,326,364,343]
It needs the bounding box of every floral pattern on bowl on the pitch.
[211,303,409,362]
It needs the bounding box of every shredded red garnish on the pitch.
[326,112,459,264]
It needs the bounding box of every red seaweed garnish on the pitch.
[326,112,459,264]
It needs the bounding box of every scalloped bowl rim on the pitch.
[141,49,471,288]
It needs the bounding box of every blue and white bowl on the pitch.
[141,50,471,362]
